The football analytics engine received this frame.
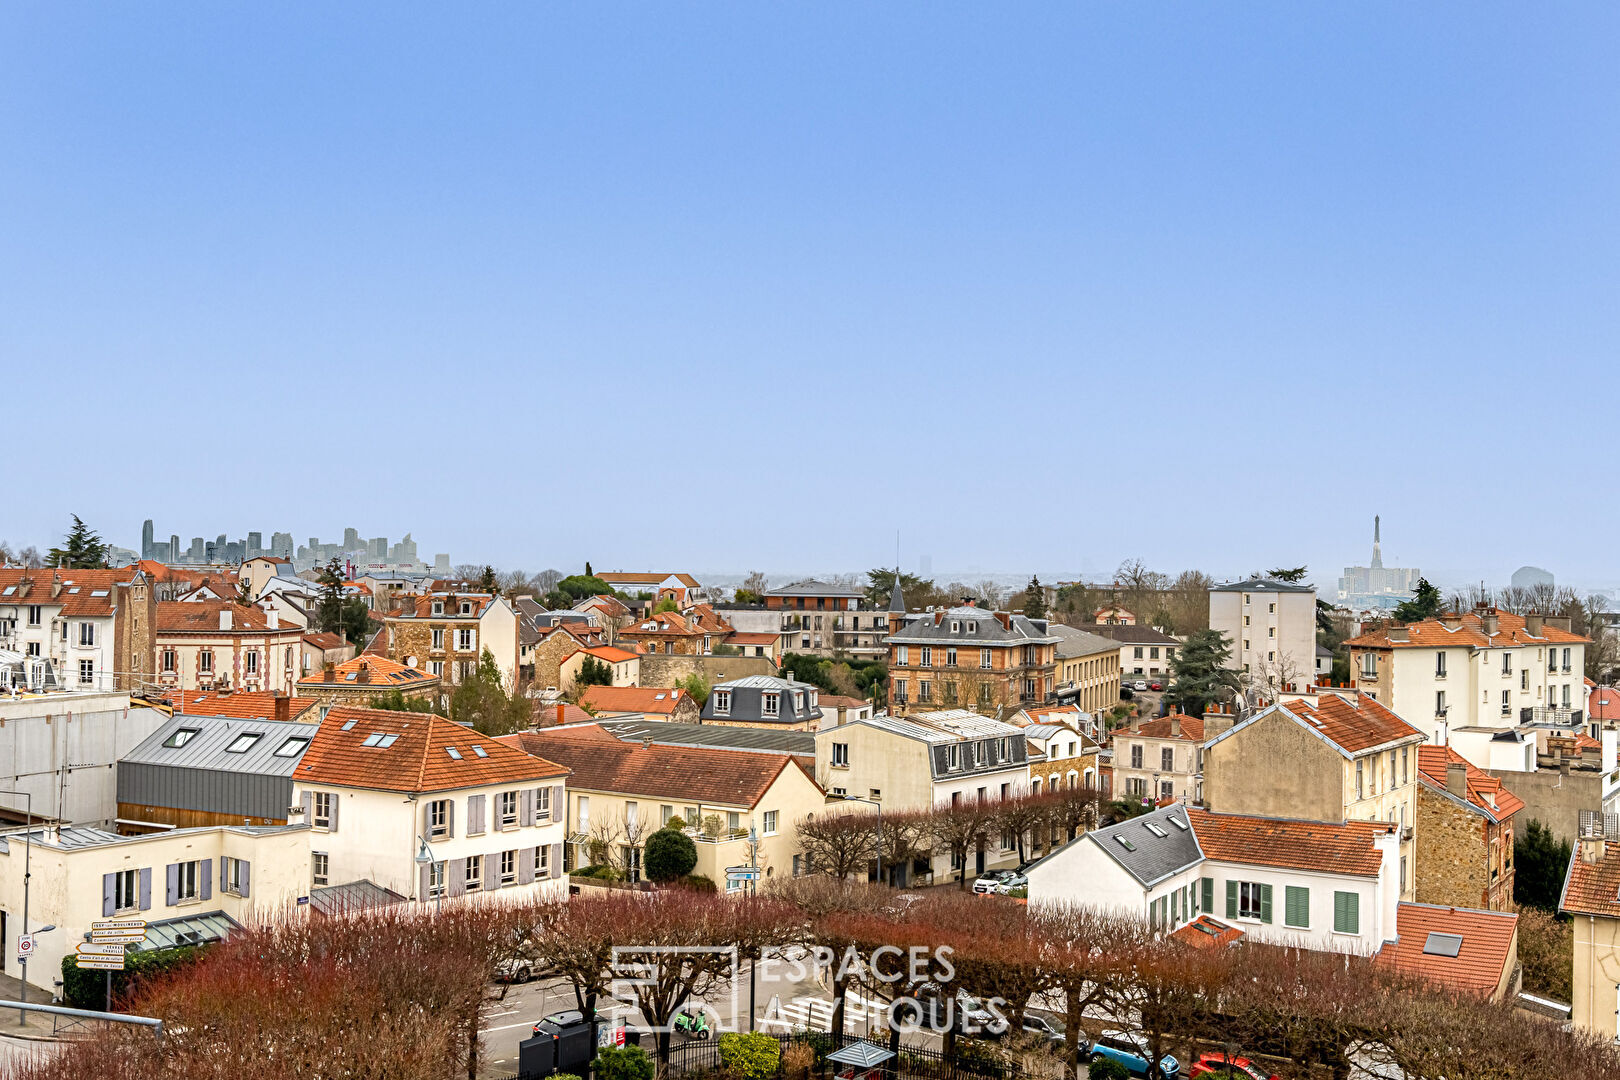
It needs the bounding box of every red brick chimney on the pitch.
[273,692,290,725]
[556,702,565,726]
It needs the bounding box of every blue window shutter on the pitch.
[165,863,179,906]
[239,861,251,899]
[103,873,116,917]
[201,859,213,901]
[138,867,152,911]
[329,793,339,832]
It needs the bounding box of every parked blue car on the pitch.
[1091,1029,1179,1079]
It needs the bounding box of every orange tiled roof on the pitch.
[1277,694,1424,754]
[297,653,437,689]
[499,726,807,807]
[1345,608,1589,649]
[1377,902,1518,996]
[580,686,694,715]
[302,632,347,651]
[389,593,497,619]
[165,689,318,721]
[299,706,567,793]
[818,694,870,710]
[725,632,780,646]
[1416,745,1524,822]
[1588,687,1620,722]
[1187,807,1390,878]
[1170,914,1245,950]
[156,600,298,634]
[133,561,218,586]
[621,611,702,637]
[0,568,132,617]
[1127,714,1204,741]
[579,645,638,664]
[1562,840,1620,918]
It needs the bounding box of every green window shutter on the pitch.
[1259,883,1273,924]
[1285,885,1309,928]
[1225,879,1237,919]
[1334,891,1360,934]
[1202,877,1214,913]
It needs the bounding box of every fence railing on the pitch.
[663,1028,1060,1080]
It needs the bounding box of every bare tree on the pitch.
[795,808,880,879]
[741,570,769,595]
[924,800,994,889]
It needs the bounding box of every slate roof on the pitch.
[595,718,816,757]
[1344,608,1590,649]
[1416,746,1525,823]
[298,706,568,794]
[1066,623,1180,646]
[498,726,812,807]
[766,580,866,598]
[124,714,319,775]
[1210,577,1315,594]
[1084,803,1203,887]
[1050,623,1123,659]
[886,608,1058,646]
[1186,807,1389,878]
[579,686,695,715]
[1378,903,1518,996]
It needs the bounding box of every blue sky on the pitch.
[4,5,1618,588]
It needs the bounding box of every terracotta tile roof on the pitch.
[1561,840,1620,918]
[299,706,567,793]
[297,653,437,690]
[818,694,870,710]
[1588,687,1620,722]
[1187,807,1391,878]
[1416,745,1524,822]
[1169,914,1245,950]
[621,612,702,637]
[1574,731,1602,752]
[302,632,347,651]
[598,572,702,589]
[0,568,132,617]
[1276,693,1424,754]
[579,645,638,664]
[362,626,388,656]
[580,686,695,715]
[164,689,318,722]
[1345,608,1589,649]
[156,600,298,634]
[578,595,631,618]
[536,701,597,726]
[390,593,497,619]
[1127,714,1204,741]
[133,561,218,586]
[725,632,780,646]
[497,726,808,807]
[1377,902,1518,996]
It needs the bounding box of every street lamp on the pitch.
[414,836,443,913]
[0,790,35,1024]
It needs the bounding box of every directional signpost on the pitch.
[80,921,143,1007]
[89,919,147,945]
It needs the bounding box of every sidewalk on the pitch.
[0,969,76,1041]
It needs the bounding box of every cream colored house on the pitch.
[499,724,825,887]
[1209,577,1318,696]
[293,706,570,904]
[1048,625,1122,715]
[1559,819,1620,1036]
[154,601,306,694]
[1111,713,1204,804]
[0,822,311,994]
[1345,608,1589,742]
[1202,692,1426,900]
[558,645,641,691]
[237,556,297,600]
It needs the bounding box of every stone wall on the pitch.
[637,653,776,688]
[1415,783,1494,909]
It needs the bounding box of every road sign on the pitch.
[723,865,760,878]
[90,930,145,944]
[76,943,126,958]
[16,935,34,957]
[73,958,125,971]
[91,919,146,933]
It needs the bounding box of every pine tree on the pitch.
[1394,577,1444,624]
[1022,575,1047,619]
[315,557,347,636]
[46,515,109,569]
[478,565,498,595]
[1162,629,1241,717]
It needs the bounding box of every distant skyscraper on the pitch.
[1337,516,1421,608]
[343,527,361,552]
[169,535,180,562]
[141,519,154,560]
[271,532,294,558]
[246,532,263,556]
[188,537,205,562]
[1511,566,1554,591]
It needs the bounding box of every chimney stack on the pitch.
[220,608,233,631]
[642,736,653,750]
[356,661,370,684]
[1440,613,1462,630]
[1526,614,1544,635]
[1445,761,1468,799]
[1480,613,1499,636]
[273,691,290,725]
[267,608,279,631]
[556,702,565,726]
[1170,716,1181,738]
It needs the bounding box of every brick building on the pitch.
[382,592,519,687]
[1413,745,1522,911]
[884,603,1059,716]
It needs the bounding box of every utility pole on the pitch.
[1,790,34,1023]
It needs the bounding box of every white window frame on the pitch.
[175,859,200,903]
[223,857,247,896]
[113,868,139,913]
[432,628,445,650]
[428,799,450,840]
[500,850,517,886]
[78,659,94,685]
[831,742,849,767]
[714,690,731,715]
[313,791,333,830]
[465,854,483,893]
[456,628,475,652]
[763,810,778,836]
[500,790,519,828]
[312,852,329,887]
[762,692,780,717]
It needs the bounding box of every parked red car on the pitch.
[1149,682,1163,691]
[1187,1053,1276,1080]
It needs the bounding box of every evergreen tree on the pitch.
[1267,566,1308,583]
[315,557,347,636]
[46,515,109,569]
[1162,629,1241,717]
[1514,819,1573,910]
[643,824,698,883]
[1394,577,1445,624]
[449,647,532,736]
[1022,575,1047,619]
[576,656,614,689]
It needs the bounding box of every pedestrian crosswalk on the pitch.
[761,994,890,1032]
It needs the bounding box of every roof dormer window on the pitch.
[460,602,472,615]
[432,602,444,616]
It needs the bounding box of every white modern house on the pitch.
[1026,802,1402,956]
[0,690,168,828]
[292,706,571,904]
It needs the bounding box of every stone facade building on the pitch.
[382,592,519,687]
[1413,745,1521,911]
[295,654,441,708]
[884,604,1059,716]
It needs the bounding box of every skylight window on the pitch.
[1114,836,1136,852]
[1421,933,1463,957]
[1168,816,1188,830]
[91,589,108,597]
[273,737,309,758]
[377,734,399,748]
[445,747,463,760]
[226,733,262,754]
[341,716,360,731]
[1143,823,1166,838]
[362,733,386,746]
[163,728,200,748]
[472,746,488,758]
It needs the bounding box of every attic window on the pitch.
[1168,816,1188,831]
[950,621,960,633]
[472,746,488,758]
[1114,835,1137,852]
[226,733,262,754]
[274,736,309,758]
[341,716,360,731]
[432,602,444,615]
[460,603,471,615]
[91,589,108,597]
[1143,822,1167,838]
[1,587,13,596]
[362,733,400,748]
[654,693,666,700]
[345,673,358,681]
[1421,933,1463,958]
[446,747,462,760]
[163,728,200,748]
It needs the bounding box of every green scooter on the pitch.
[673,1006,712,1040]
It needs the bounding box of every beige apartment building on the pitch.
[1111,714,1204,804]
[383,592,519,687]
[1049,624,1121,714]
[1209,577,1318,696]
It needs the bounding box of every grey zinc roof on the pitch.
[596,718,816,757]
[1085,803,1204,888]
[885,608,1059,646]
[124,714,319,776]
[1074,624,1181,645]
[0,822,305,854]
[912,709,1024,738]
[1210,577,1315,593]
[715,675,816,691]
[1050,623,1123,659]
[766,580,866,598]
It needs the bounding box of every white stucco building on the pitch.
[1209,577,1319,697]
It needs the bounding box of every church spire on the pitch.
[1371,515,1383,570]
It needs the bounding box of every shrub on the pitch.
[718,1031,781,1080]
[953,1038,1005,1078]
[781,1040,817,1079]
[680,873,718,892]
[1517,906,1573,1001]
[593,1045,655,1080]
[644,824,699,882]
[1086,1057,1130,1080]
[61,945,207,1009]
